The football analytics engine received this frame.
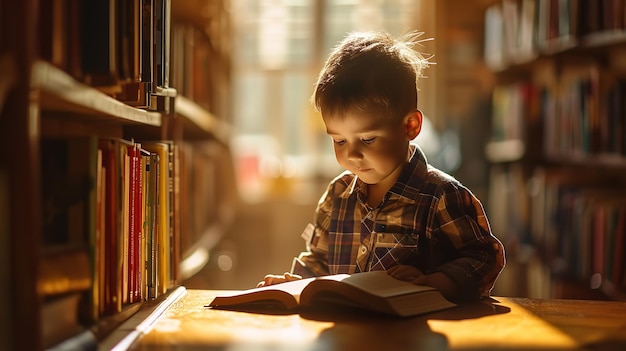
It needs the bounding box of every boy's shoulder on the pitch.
[407,145,462,190]
[425,164,459,187]
[421,165,480,203]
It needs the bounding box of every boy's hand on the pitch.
[256,272,302,287]
[387,265,459,299]
[386,265,425,284]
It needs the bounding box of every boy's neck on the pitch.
[366,183,388,209]
[365,148,412,208]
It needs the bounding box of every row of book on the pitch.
[40,136,178,347]
[177,137,237,280]
[489,63,626,160]
[171,22,215,114]
[542,65,626,159]
[39,0,173,111]
[529,169,626,292]
[485,0,626,71]
[490,81,534,143]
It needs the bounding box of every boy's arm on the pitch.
[290,182,336,278]
[291,252,329,277]
[432,186,506,300]
[290,222,330,277]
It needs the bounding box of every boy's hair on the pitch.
[312,31,431,121]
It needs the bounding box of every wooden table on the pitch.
[106,287,626,351]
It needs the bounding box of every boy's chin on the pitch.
[354,173,380,185]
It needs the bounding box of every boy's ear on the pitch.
[405,110,422,140]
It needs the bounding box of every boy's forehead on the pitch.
[323,110,398,133]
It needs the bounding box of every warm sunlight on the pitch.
[427,298,578,349]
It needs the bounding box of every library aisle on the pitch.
[183,198,319,291]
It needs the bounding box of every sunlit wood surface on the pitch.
[128,289,626,351]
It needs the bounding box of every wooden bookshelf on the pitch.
[175,96,231,142]
[33,61,162,126]
[483,0,626,301]
[0,0,235,349]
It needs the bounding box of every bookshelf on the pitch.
[0,0,235,350]
[483,0,626,301]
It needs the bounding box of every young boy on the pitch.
[258,31,505,301]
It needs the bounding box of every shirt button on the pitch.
[360,245,368,254]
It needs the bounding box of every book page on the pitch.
[217,277,314,300]
[315,271,435,298]
[209,277,316,310]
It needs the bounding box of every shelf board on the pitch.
[581,30,626,49]
[543,153,626,169]
[491,30,626,75]
[175,95,230,142]
[98,286,187,350]
[31,61,161,127]
[485,139,525,163]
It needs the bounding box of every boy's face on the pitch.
[324,109,421,191]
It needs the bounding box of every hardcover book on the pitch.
[207,271,456,317]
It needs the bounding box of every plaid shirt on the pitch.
[291,145,505,299]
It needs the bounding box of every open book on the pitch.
[207,271,457,317]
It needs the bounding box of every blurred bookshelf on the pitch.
[483,0,626,302]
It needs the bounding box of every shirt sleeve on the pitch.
[430,184,506,300]
[290,185,333,278]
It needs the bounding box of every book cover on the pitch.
[144,150,160,299]
[98,138,131,314]
[142,142,172,296]
[207,271,456,318]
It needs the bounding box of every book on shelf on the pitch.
[170,22,214,111]
[484,3,506,70]
[41,136,99,246]
[207,271,457,318]
[142,141,176,296]
[80,0,119,88]
[155,0,172,90]
[143,149,160,299]
[38,0,82,79]
[115,0,153,108]
[98,138,124,315]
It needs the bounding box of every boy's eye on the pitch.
[333,139,346,145]
[362,137,375,144]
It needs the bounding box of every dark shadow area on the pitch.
[205,296,510,320]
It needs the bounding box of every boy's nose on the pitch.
[346,143,363,160]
